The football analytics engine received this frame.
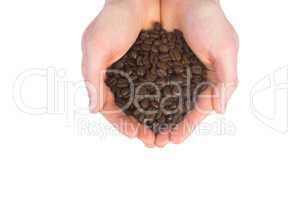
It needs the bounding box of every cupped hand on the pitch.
[159,0,239,145]
[81,0,160,147]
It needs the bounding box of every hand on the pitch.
[159,0,239,144]
[81,0,160,147]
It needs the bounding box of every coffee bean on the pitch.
[121,88,130,97]
[138,114,145,123]
[174,66,184,74]
[136,56,143,66]
[117,79,129,88]
[153,40,161,46]
[157,62,168,69]
[157,68,167,78]
[137,67,146,77]
[130,51,138,59]
[140,99,150,109]
[141,44,151,51]
[159,54,171,62]
[162,38,168,44]
[105,22,208,134]
[150,33,160,39]
[191,65,202,75]
[150,53,159,65]
[159,45,169,53]
[144,39,153,45]
[142,56,150,66]
[140,32,149,40]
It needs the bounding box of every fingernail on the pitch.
[220,102,227,114]
[89,101,97,113]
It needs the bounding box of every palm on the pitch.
[82,1,160,147]
[161,0,239,143]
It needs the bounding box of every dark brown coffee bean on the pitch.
[141,44,151,51]
[138,114,145,123]
[162,86,172,96]
[167,68,173,75]
[140,99,150,109]
[159,45,169,53]
[157,62,168,69]
[114,62,124,69]
[150,33,160,39]
[191,65,202,75]
[159,54,171,62]
[120,88,130,97]
[151,46,159,53]
[174,66,184,74]
[173,49,182,61]
[130,51,138,59]
[153,40,161,46]
[157,68,167,78]
[150,54,159,65]
[140,32,149,40]
[162,38,168,44]
[117,79,129,88]
[145,38,154,44]
[142,56,150,66]
[136,56,143,66]
[137,67,146,77]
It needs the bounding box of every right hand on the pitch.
[81,0,161,147]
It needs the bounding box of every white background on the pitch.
[0,0,299,199]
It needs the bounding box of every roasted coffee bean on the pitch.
[141,44,152,51]
[142,56,150,66]
[105,23,208,134]
[159,45,169,53]
[120,88,130,97]
[151,46,159,53]
[174,66,184,74]
[191,65,202,75]
[137,67,146,77]
[153,40,161,46]
[150,53,159,64]
[114,62,124,69]
[130,51,138,59]
[140,32,149,40]
[157,62,168,69]
[140,99,150,109]
[138,114,145,123]
[117,79,129,88]
[159,54,171,62]
[162,38,168,44]
[157,68,168,78]
[144,39,153,45]
[136,56,143,66]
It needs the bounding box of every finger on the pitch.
[82,50,108,113]
[170,88,213,144]
[155,131,170,148]
[212,51,238,113]
[138,127,156,148]
[102,92,140,138]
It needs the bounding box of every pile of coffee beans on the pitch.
[105,23,208,134]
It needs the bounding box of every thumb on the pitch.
[82,50,107,113]
[212,50,238,113]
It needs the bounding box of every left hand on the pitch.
[157,0,239,145]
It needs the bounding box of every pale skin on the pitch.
[81,0,239,147]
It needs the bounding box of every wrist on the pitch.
[105,0,160,28]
